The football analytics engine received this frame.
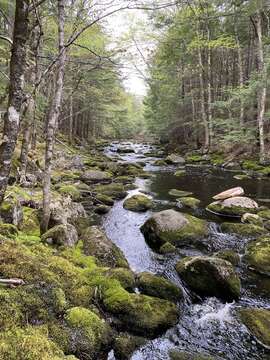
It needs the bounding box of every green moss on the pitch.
[107,268,136,290]
[52,288,67,313]
[186,154,203,163]
[239,308,270,347]
[170,350,216,360]
[177,197,201,209]
[159,242,176,254]
[174,170,186,177]
[94,183,127,200]
[0,326,74,360]
[21,207,40,237]
[114,333,146,360]
[137,272,183,302]
[153,159,167,166]
[0,223,18,238]
[169,189,193,198]
[210,155,225,166]
[259,166,270,176]
[220,223,266,237]
[6,185,32,201]
[96,193,114,206]
[115,176,134,184]
[257,209,270,220]
[61,241,97,270]
[241,160,263,171]
[244,236,270,276]
[214,250,240,266]
[123,195,153,212]
[58,184,80,201]
[207,202,258,216]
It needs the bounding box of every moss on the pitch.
[210,155,224,166]
[169,189,193,198]
[52,288,68,313]
[115,176,134,184]
[239,308,270,347]
[96,193,114,206]
[176,256,240,301]
[214,250,240,266]
[114,333,146,360]
[101,279,178,336]
[58,184,80,201]
[207,202,258,217]
[159,242,176,254]
[174,169,186,177]
[61,241,97,270]
[153,159,167,166]
[107,268,136,290]
[65,306,112,358]
[257,209,270,220]
[259,166,270,176]
[241,160,263,171]
[244,236,270,276]
[220,223,266,237]
[0,223,18,238]
[123,195,153,212]
[94,183,127,200]
[41,224,78,247]
[137,272,183,302]
[0,326,74,360]
[21,207,40,236]
[186,154,203,163]
[177,197,201,209]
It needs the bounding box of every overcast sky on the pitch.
[104,7,152,96]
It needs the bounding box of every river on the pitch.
[103,142,270,360]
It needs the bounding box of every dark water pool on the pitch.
[104,143,270,360]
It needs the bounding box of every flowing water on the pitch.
[103,142,270,360]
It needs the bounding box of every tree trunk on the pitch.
[197,41,209,152]
[69,94,73,144]
[40,0,66,233]
[207,25,213,148]
[253,11,266,163]
[0,0,30,203]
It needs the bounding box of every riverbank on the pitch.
[0,139,269,360]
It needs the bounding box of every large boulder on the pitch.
[94,183,127,200]
[177,197,201,209]
[207,196,258,217]
[123,194,153,212]
[41,224,78,247]
[213,187,244,200]
[102,283,178,336]
[244,236,270,276]
[136,272,183,302]
[80,170,112,184]
[114,333,146,360]
[82,226,129,268]
[165,154,185,165]
[239,308,270,348]
[141,210,208,251]
[176,256,241,301]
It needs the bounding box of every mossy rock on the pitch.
[136,272,183,302]
[244,236,270,276]
[103,282,178,336]
[0,326,76,360]
[41,224,78,247]
[170,350,217,360]
[141,209,208,251]
[207,198,259,217]
[214,249,240,266]
[115,176,134,184]
[241,213,264,227]
[96,193,114,206]
[169,189,193,198]
[174,170,186,177]
[0,223,18,238]
[239,308,270,348]
[177,197,201,209]
[220,223,266,237]
[65,306,112,358]
[94,183,127,200]
[159,242,176,254]
[58,184,80,201]
[114,333,146,360]
[107,268,136,290]
[0,197,23,227]
[257,209,270,220]
[176,256,241,301]
[94,204,110,214]
[123,195,153,212]
[186,154,204,163]
[82,226,129,268]
[210,155,225,166]
[165,154,185,165]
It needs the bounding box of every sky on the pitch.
[104,7,153,96]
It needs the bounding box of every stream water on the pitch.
[103,142,270,360]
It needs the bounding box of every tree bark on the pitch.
[40,0,66,233]
[0,0,30,203]
[253,11,266,163]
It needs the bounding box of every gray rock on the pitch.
[80,170,112,184]
[41,223,78,247]
[165,154,186,165]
